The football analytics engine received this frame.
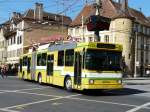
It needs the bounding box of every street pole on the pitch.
[134,31,137,78]
[82,16,85,42]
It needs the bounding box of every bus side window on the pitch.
[19,59,22,72]
[41,53,47,66]
[47,55,54,76]
[58,51,64,66]
[27,58,31,73]
[23,56,28,66]
[82,50,85,69]
[65,49,74,66]
[37,54,42,66]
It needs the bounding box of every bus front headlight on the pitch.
[89,79,94,84]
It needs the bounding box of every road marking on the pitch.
[126,102,150,112]
[0,94,81,110]
[0,108,20,112]
[12,91,62,98]
[68,97,150,110]
[69,97,137,107]
[0,90,13,93]
[0,87,49,93]
[14,87,50,92]
[5,90,150,110]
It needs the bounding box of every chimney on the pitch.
[34,3,43,21]
[121,0,128,13]
[12,12,17,18]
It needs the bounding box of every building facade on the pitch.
[68,0,150,77]
[0,26,7,65]
[0,3,72,66]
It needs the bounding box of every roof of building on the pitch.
[39,34,64,44]
[0,3,72,27]
[23,9,72,26]
[70,4,96,26]
[71,0,150,27]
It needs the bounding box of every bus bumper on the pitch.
[82,84,123,90]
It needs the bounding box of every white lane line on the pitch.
[68,97,150,110]
[69,97,137,107]
[7,90,150,110]
[0,109,20,112]
[12,91,62,98]
[0,90,12,92]
[0,94,81,110]
[0,87,49,93]
[0,90,13,93]
[14,87,50,92]
[0,87,50,95]
[5,90,150,110]
[126,102,150,112]
[0,92,9,94]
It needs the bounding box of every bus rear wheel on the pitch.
[65,77,72,92]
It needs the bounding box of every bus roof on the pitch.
[48,42,122,52]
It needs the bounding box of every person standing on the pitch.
[1,65,4,79]
[1,65,7,79]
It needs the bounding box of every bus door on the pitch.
[27,57,31,79]
[46,54,54,84]
[74,52,82,86]
[31,52,36,80]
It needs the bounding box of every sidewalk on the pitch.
[123,77,150,85]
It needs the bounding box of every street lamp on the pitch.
[134,31,138,78]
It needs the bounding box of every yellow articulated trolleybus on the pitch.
[18,42,123,91]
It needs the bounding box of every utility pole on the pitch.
[94,0,102,42]
[95,0,102,15]
[134,31,137,78]
[61,0,64,35]
[82,16,85,42]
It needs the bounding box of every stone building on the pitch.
[0,3,72,65]
[68,0,150,77]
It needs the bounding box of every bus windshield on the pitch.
[85,49,122,71]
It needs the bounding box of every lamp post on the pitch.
[134,31,138,78]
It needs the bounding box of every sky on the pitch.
[0,0,150,24]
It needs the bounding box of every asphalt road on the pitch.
[0,76,150,112]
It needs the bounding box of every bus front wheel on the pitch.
[65,77,72,92]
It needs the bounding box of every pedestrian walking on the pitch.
[1,65,4,79]
[1,65,8,79]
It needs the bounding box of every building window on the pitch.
[75,27,79,35]
[148,28,150,35]
[20,36,22,44]
[17,36,19,44]
[14,36,16,44]
[138,24,141,32]
[143,26,146,34]
[104,35,109,43]
[11,38,13,45]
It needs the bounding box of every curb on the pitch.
[123,83,150,85]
